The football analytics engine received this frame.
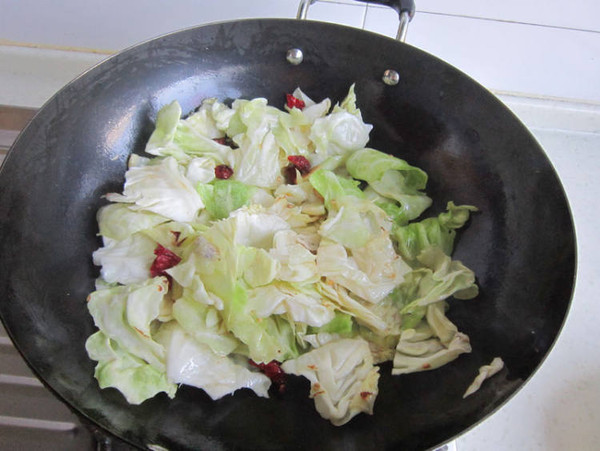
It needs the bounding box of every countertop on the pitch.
[1,1,599,450]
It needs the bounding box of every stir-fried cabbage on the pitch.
[86,86,481,426]
[463,357,505,398]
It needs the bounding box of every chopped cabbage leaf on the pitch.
[246,282,335,327]
[288,87,332,124]
[346,148,431,224]
[308,169,392,248]
[316,281,388,332]
[318,196,391,249]
[393,298,473,375]
[181,98,223,140]
[167,259,225,310]
[309,111,372,166]
[281,338,379,426]
[222,98,284,188]
[357,296,404,363]
[393,202,478,264]
[346,147,427,192]
[391,247,478,328]
[174,122,234,164]
[227,206,290,249]
[92,233,156,285]
[308,168,364,208]
[221,283,301,363]
[86,331,176,404]
[273,107,313,157]
[463,357,505,398]
[211,100,236,131]
[161,323,271,400]
[231,128,282,189]
[393,329,471,375]
[300,332,343,349]
[186,157,216,186]
[105,156,204,222]
[172,294,239,356]
[144,100,233,164]
[140,220,200,254]
[197,179,252,220]
[87,277,170,371]
[238,245,279,288]
[426,301,458,345]
[351,234,410,287]
[186,221,301,362]
[316,239,409,304]
[308,312,354,336]
[332,83,360,117]
[144,100,182,157]
[269,230,319,284]
[97,203,169,242]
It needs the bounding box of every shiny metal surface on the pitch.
[382,68,400,85]
[286,48,304,65]
[396,10,412,42]
[296,0,316,20]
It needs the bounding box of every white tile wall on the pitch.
[415,0,600,32]
[308,1,367,29]
[0,0,599,105]
[364,6,600,102]
[0,0,300,51]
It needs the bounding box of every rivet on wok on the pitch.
[382,69,400,86]
[286,48,304,65]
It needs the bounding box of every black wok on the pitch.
[0,2,576,450]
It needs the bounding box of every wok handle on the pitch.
[296,0,415,42]
[359,0,415,42]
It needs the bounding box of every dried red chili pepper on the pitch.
[215,164,233,179]
[286,94,306,110]
[360,391,373,400]
[250,359,287,393]
[283,165,298,185]
[150,244,181,278]
[213,137,237,148]
[287,155,311,174]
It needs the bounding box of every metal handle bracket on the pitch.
[296,0,317,20]
[296,0,415,42]
[354,0,415,42]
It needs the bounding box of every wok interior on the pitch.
[0,19,574,450]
